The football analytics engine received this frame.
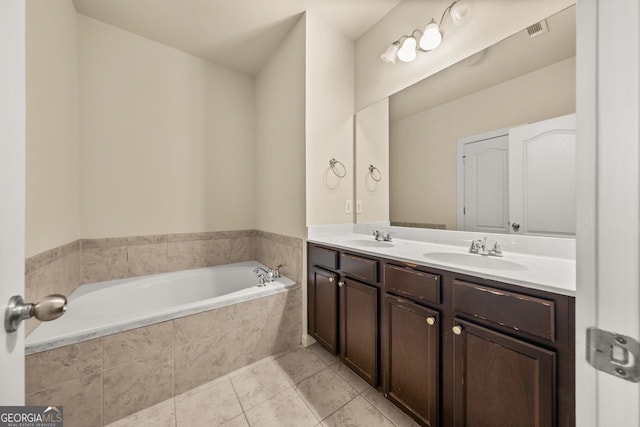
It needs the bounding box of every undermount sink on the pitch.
[342,239,394,248]
[423,252,528,271]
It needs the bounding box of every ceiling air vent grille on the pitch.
[526,20,549,39]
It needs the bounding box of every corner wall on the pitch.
[78,15,256,239]
[255,16,306,239]
[26,0,81,257]
[305,13,355,226]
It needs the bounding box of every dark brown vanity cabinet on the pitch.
[452,319,555,427]
[307,245,380,387]
[307,243,575,427]
[383,294,439,426]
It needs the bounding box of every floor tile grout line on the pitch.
[291,381,322,423]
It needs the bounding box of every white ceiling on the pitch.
[72,0,402,76]
[390,5,576,121]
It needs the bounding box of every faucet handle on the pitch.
[273,264,282,278]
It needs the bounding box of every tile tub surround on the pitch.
[25,229,303,335]
[26,286,302,426]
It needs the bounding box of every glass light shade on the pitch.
[380,42,400,64]
[397,37,417,62]
[450,0,473,26]
[419,21,442,51]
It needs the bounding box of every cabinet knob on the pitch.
[338,281,344,287]
[328,277,334,283]
[452,325,463,335]
[426,316,436,326]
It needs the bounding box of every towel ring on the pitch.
[369,164,382,182]
[329,158,347,178]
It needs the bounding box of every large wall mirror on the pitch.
[355,5,576,237]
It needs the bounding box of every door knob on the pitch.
[511,222,520,232]
[338,281,345,287]
[328,277,334,283]
[5,294,67,333]
[452,325,463,335]
[426,316,436,326]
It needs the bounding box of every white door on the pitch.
[458,130,509,233]
[575,1,640,426]
[509,114,576,237]
[0,1,27,405]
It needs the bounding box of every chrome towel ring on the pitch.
[369,164,382,182]
[329,158,347,178]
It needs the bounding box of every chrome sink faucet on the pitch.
[253,264,283,286]
[373,229,392,242]
[468,237,503,257]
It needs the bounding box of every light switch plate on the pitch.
[356,200,362,213]
[345,200,352,214]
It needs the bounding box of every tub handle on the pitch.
[4,294,67,333]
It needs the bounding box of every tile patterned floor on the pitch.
[106,343,420,427]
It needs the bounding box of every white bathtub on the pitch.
[25,261,296,355]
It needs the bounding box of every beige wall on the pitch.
[355,98,389,224]
[390,57,576,228]
[78,15,256,239]
[305,12,355,226]
[26,0,81,257]
[355,0,575,110]
[255,16,306,239]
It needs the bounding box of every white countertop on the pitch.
[308,232,576,297]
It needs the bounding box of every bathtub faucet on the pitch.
[254,266,281,284]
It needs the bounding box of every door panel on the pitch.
[0,1,26,405]
[461,134,509,233]
[453,319,556,427]
[340,278,378,386]
[308,267,338,354]
[384,294,439,426]
[509,114,576,236]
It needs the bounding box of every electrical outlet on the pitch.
[345,200,352,214]
[356,200,362,213]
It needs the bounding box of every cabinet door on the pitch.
[308,267,338,354]
[384,294,439,426]
[340,278,378,386]
[453,319,556,427]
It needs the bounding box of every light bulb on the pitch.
[380,42,400,64]
[419,20,442,51]
[450,0,473,26]
[397,37,417,62]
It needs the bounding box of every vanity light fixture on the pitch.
[380,0,473,64]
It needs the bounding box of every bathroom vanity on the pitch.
[307,235,575,427]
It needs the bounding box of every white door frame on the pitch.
[575,1,640,426]
[0,1,26,405]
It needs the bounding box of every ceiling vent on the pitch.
[526,20,549,39]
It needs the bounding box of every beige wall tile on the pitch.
[256,238,301,283]
[167,233,202,243]
[62,249,81,297]
[202,238,231,266]
[103,321,173,369]
[25,246,62,275]
[230,236,256,263]
[174,298,268,346]
[26,373,102,427]
[82,237,128,249]
[268,300,302,354]
[26,259,63,301]
[268,287,302,319]
[103,350,174,424]
[127,234,167,245]
[26,339,101,395]
[82,246,128,283]
[168,240,202,271]
[127,242,168,277]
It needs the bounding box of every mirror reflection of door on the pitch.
[509,113,576,237]
[458,131,509,233]
[458,113,576,237]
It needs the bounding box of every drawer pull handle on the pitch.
[426,317,436,326]
[452,325,463,335]
[338,281,345,288]
[328,277,334,283]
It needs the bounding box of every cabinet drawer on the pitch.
[452,280,555,341]
[341,253,378,284]
[385,264,441,305]
[310,245,339,270]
